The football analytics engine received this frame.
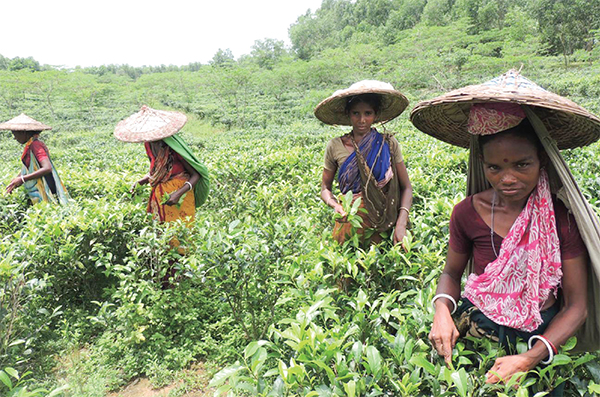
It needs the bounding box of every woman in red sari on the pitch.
[2,114,69,205]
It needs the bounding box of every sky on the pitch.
[1,0,323,68]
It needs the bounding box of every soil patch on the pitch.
[106,363,214,397]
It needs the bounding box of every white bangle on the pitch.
[184,181,193,191]
[20,174,25,184]
[528,335,554,365]
[432,294,457,315]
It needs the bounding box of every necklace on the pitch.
[491,191,499,258]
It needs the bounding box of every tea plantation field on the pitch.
[2,109,600,396]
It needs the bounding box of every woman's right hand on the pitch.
[333,202,347,217]
[131,176,150,195]
[6,176,23,195]
[429,305,460,366]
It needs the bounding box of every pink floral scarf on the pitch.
[463,170,562,332]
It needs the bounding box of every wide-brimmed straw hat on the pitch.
[410,69,600,149]
[314,80,409,126]
[114,105,187,143]
[0,113,52,132]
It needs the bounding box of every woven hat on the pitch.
[0,113,52,131]
[114,105,187,143]
[410,69,600,149]
[314,80,409,126]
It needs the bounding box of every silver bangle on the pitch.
[528,335,554,365]
[20,174,25,184]
[432,293,457,315]
[184,181,193,191]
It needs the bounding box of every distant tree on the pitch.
[421,0,453,26]
[504,5,537,42]
[382,0,426,43]
[251,38,286,70]
[185,62,203,72]
[8,56,41,72]
[289,0,355,59]
[210,48,235,67]
[0,54,8,70]
[289,11,323,60]
[531,0,600,62]
[353,0,394,26]
[452,0,509,32]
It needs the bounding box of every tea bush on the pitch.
[2,46,600,396]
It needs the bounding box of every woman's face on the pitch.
[12,131,31,144]
[481,133,541,204]
[348,102,377,135]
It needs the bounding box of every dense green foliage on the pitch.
[2,1,600,395]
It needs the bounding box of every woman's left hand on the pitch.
[485,354,537,384]
[165,191,182,206]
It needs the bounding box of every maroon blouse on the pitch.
[449,195,587,275]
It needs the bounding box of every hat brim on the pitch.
[0,123,52,132]
[0,113,52,131]
[314,87,409,126]
[410,74,600,149]
[114,107,187,143]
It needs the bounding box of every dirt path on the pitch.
[106,364,214,397]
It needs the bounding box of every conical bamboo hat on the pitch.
[114,105,187,143]
[315,80,409,126]
[410,70,600,149]
[0,113,51,131]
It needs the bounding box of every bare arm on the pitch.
[131,174,150,194]
[165,158,200,206]
[393,160,413,246]
[321,167,346,216]
[486,254,588,383]
[6,157,52,194]
[429,247,470,365]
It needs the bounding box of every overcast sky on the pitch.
[1,0,323,68]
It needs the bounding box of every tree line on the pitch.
[289,0,600,61]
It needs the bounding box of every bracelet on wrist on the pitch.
[184,181,193,191]
[20,174,25,184]
[399,206,410,215]
[528,335,555,365]
[432,293,457,315]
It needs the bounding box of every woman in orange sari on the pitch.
[115,105,209,224]
[115,106,210,286]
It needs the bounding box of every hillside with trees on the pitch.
[2,1,600,396]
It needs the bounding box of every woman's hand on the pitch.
[131,176,150,195]
[393,223,406,247]
[485,354,537,384]
[6,176,24,194]
[429,304,460,366]
[165,190,183,206]
[332,202,347,217]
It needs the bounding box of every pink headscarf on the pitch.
[468,103,526,136]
